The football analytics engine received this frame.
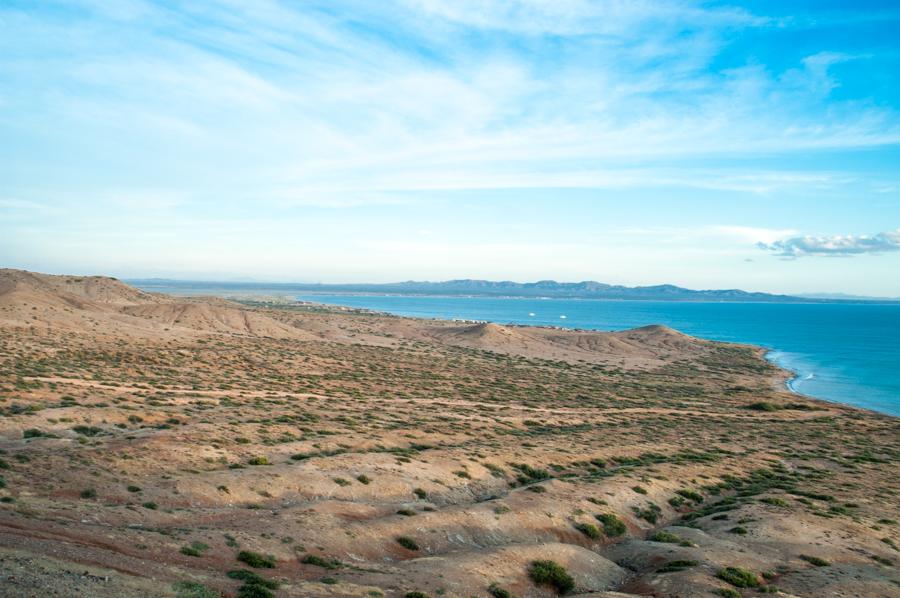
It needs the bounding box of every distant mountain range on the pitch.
[128,278,896,303]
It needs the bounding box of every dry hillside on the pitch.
[0,270,897,598]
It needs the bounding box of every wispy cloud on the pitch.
[759,229,900,258]
[3,0,899,198]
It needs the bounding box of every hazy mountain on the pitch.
[127,278,868,302]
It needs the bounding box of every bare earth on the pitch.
[0,269,897,598]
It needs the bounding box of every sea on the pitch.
[129,282,900,416]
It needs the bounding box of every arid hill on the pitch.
[0,269,311,340]
[0,270,897,598]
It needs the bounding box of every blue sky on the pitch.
[2,1,899,295]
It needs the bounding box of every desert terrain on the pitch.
[0,269,897,597]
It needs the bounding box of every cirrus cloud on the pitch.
[759,229,900,258]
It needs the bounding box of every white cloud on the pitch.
[759,229,900,258]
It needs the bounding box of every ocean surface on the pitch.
[294,294,900,416]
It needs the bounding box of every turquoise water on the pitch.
[298,294,900,416]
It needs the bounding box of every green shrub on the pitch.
[728,526,748,535]
[227,570,279,589]
[632,485,648,495]
[356,474,371,484]
[180,541,209,557]
[715,589,741,598]
[247,456,269,466]
[404,592,430,598]
[237,550,275,568]
[656,559,698,573]
[573,522,600,539]
[717,567,760,588]
[80,488,96,499]
[396,536,420,551]
[228,570,278,598]
[173,581,221,598]
[649,530,682,544]
[676,489,704,503]
[529,560,574,594]
[72,425,102,436]
[595,513,626,536]
[487,583,512,598]
[632,503,661,524]
[142,501,158,510]
[127,485,142,493]
[413,487,427,499]
[799,554,830,567]
[302,554,341,569]
[397,508,416,516]
[746,401,779,411]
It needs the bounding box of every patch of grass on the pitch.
[717,566,760,588]
[714,589,741,598]
[529,560,574,594]
[237,550,275,568]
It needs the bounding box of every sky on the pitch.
[1,1,900,296]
